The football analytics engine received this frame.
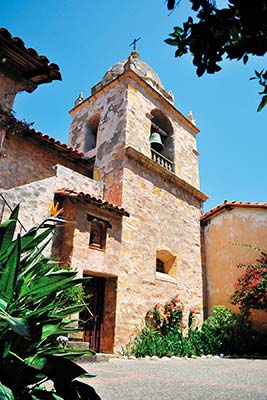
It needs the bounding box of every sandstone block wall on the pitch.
[112,161,203,351]
[125,80,200,189]
[0,135,90,190]
[0,73,21,111]
[69,84,128,206]
[0,164,102,229]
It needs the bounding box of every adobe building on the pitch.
[0,28,208,353]
[201,201,267,330]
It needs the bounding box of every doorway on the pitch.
[81,276,106,352]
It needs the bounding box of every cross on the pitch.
[129,37,141,51]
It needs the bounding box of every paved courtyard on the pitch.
[83,357,267,400]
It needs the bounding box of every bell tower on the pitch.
[68,51,207,350]
[69,50,203,204]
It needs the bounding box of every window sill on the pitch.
[155,272,177,284]
[89,245,106,252]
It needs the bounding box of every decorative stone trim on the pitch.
[155,272,177,284]
[70,69,199,135]
[125,146,208,202]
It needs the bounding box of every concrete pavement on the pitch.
[83,357,267,400]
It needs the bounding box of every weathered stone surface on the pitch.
[66,60,205,353]
[1,49,205,355]
[0,73,19,111]
[0,134,90,190]
[0,164,102,231]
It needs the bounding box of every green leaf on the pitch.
[0,219,17,255]
[0,310,31,338]
[21,272,77,298]
[25,354,47,370]
[0,383,14,400]
[0,235,21,302]
[22,227,53,253]
[42,355,87,382]
[243,54,248,64]
[56,304,85,318]
[257,95,267,112]
[165,38,178,46]
[71,380,100,400]
[0,297,8,310]
[31,391,64,400]
[9,204,20,221]
[41,323,61,340]
[0,205,19,253]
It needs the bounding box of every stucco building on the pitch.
[0,28,212,353]
[201,201,267,329]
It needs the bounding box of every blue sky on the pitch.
[2,0,267,211]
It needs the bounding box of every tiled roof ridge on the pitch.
[201,200,267,220]
[25,127,84,157]
[1,108,84,158]
[0,27,61,81]
[55,188,130,217]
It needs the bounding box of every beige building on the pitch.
[0,28,207,353]
[201,201,267,329]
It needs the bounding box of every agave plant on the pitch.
[0,205,100,400]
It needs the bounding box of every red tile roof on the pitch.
[55,188,130,217]
[1,108,85,159]
[0,27,61,86]
[201,201,267,221]
[22,127,85,159]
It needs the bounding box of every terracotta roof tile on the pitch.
[55,188,130,217]
[13,123,85,159]
[1,108,85,160]
[0,27,61,85]
[201,201,267,221]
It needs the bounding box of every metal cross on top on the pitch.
[129,37,141,51]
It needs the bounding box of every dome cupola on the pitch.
[91,51,174,104]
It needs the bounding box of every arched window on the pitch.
[88,215,111,251]
[156,249,176,279]
[84,113,100,152]
[149,109,174,171]
[156,258,165,273]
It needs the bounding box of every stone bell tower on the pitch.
[68,50,208,351]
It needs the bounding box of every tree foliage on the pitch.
[0,206,100,400]
[165,0,267,111]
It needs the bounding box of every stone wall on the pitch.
[0,73,22,111]
[112,159,203,351]
[69,83,128,206]
[0,134,90,190]
[202,207,267,329]
[0,164,102,229]
[125,80,200,189]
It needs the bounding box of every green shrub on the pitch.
[202,305,251,355]
[132,325,165,358]
[0,206,100,399]
[132,301,267,358]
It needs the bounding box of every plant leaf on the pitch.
[0,220,17,255]
[0,383,14,400]
[0,235,21,302]
[257,95,267,112]
[0,310,31,338]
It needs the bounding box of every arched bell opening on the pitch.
[149,109,174,171]
[84,113,100,153]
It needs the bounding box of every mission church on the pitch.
[1,28,265,354]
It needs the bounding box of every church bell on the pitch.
[150,131,164,152]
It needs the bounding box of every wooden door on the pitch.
[81,276,106,352]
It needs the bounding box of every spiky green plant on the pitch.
[0,205,100,400]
